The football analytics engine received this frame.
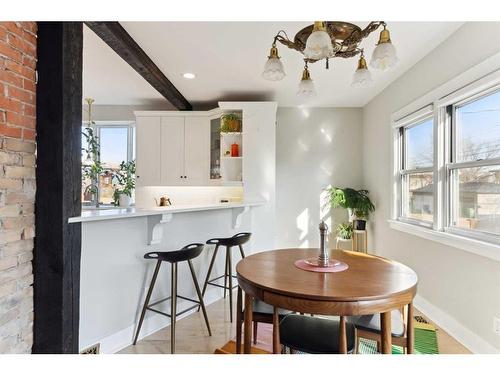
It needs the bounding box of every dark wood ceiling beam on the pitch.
[85,22,192,111]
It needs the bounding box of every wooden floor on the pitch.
[119,292,471,354]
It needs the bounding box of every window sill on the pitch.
[388,220,500,262]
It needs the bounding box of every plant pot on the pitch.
[119,194,132,208]
[336,236,352,251]
[228,119,241,132]
[354,219,366,231]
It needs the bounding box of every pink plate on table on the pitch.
[294,258,349,273]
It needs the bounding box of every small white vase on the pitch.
[119,194,132,208]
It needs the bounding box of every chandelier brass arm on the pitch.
[262,21,398,95]
[273,21,386,61]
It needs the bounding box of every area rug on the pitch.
[216,316,439,354]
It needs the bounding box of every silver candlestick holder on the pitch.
[318,221,329,267]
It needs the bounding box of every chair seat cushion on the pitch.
[252,299,291,316]
[279,315,355,354]
[346,310,405,337]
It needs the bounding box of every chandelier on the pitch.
[262,21,398,97]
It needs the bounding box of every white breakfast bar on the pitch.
[70,200,268,353]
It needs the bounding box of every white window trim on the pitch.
[389,52,500,262]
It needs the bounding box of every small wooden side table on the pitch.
[352,230,367,253]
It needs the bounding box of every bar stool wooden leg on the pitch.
[201,244,219,299]
[238,244,245,259]
[170,262,178,354]
[188,260,211,336]
[133,260,161,345]
[228,246,233,323]
[381,311,392,354]
[272,307,280,354]
[223,247,228,299]
[236,286,243,353]
[339,316,347,354]
[243,293,253,354]
[407,302,414,354]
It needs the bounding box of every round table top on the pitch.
[236,248,418,302]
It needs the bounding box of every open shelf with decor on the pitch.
[217,110,243,185]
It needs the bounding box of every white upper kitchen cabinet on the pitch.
[183,116,209,185]
[160,116,185,185]
[135,116,161,187]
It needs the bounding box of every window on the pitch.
[393,79,500,247]
[448,88,500,240]
[398,115,435,225]
[81,122,135,205]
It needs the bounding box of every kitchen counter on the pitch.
[69,200,265,223]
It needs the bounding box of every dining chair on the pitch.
[235,287,292,353]
[347,306,412,353]
[279,314,356,354]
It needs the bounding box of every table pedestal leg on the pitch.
[339,316,347,354]
[243,293,253,354]
[407,302,414,354]
[381,311,392,354]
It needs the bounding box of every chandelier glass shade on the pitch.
[262,45,286,81]
[351,53,372,87]
[262,21,398,95]
[304,21,334,60]
[297,64,316,98]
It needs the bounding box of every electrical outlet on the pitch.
[494,317,500,336]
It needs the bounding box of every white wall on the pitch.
[362,22,500,353]
[276,107,363,249]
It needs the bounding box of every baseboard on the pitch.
[414,294,499,354]
[91,289,222,354]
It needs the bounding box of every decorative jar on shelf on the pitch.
[231,143,239,157]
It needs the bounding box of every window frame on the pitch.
[390,61,500,260]
[394,105,435,229]
[81,120,135,206]
[444,86,500,244]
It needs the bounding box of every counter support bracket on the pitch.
[147,213,173,245]
[232,206,250,229]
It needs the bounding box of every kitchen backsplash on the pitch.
[135,186,244,208]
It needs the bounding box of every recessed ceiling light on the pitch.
[182,73,196,79]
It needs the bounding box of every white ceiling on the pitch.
[83,22,463,108]
[83,25,170,107]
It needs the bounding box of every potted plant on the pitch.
[82,126,103,207]
[336,222,353,241]
[221,113,242,132]
[112,160,136,208]
[326,187,361,221]
[352,189,375,230]
[326,186,375,231]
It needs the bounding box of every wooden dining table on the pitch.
[236,248,418,354]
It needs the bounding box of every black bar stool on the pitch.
[133,243,211,354]
[200,232,251,322]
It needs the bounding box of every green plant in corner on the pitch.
[112,160,136,206]
[336,222,353,240]
[325,186,375,222]
[352,189,375,219]
[326,186,361,210]
[220,113,242,132]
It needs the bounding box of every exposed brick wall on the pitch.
[0,21,36,354]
